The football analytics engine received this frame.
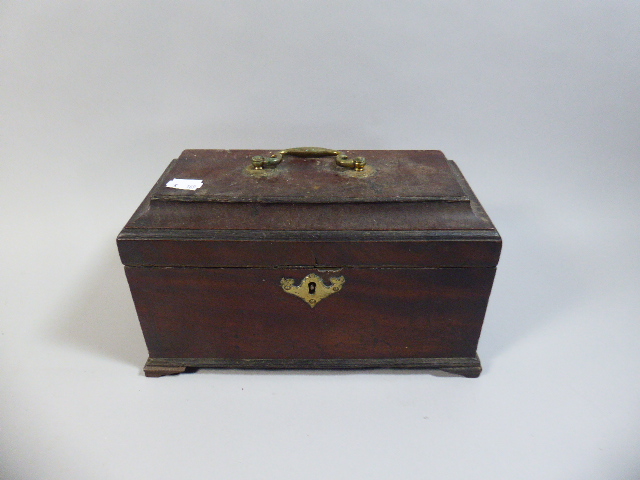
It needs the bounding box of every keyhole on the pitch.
[308,282,316,294]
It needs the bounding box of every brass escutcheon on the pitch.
[280,273,345,308]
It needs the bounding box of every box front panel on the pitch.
[126,266,496,360]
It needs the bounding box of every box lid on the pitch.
[152,149,468,204]
[118,149,501,268]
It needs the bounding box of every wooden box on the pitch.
[117,148,501,377]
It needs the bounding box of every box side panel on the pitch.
[125,266,496,360]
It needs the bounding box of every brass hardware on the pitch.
[251,147,366,172]
[280,273,345,308]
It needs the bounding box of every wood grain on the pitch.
[126,266,496,360]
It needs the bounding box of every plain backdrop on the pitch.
[1,2,639,479]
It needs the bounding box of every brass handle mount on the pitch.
[251,147,366,171]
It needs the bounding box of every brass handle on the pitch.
[251,147,366,171]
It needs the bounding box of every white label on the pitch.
[165,178,203,191]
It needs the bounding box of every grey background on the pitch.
[1,2,639,479]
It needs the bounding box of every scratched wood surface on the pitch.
[153,150,468,203]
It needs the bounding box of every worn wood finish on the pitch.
[117,156,500,269]
[127,196,492,231]
[153,150,467,203]
[143,356,482,378]
[118,149,501,377]
[120,156,495,233]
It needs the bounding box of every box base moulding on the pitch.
[143,355,482,378]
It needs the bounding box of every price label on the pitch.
[165,178,203,191]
